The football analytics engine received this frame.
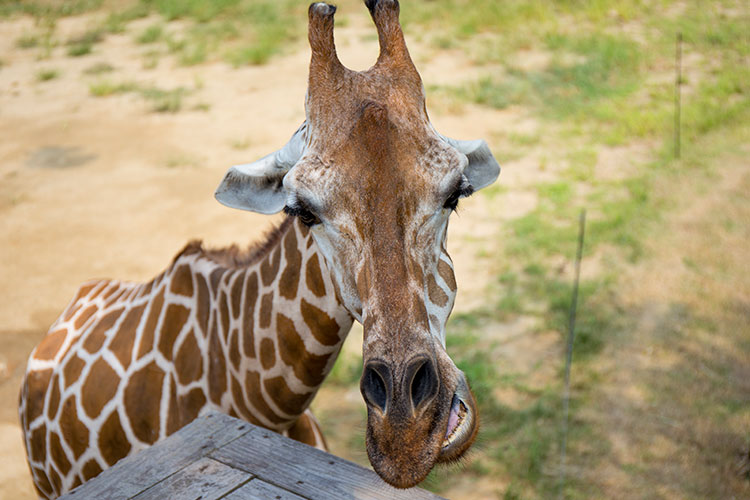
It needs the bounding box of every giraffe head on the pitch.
[216,0,499,488]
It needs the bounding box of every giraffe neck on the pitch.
[172,216,354,430]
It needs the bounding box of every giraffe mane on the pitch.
[175,216,294,269]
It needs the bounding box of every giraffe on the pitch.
[20,0,501,496]
[19,217,352,498]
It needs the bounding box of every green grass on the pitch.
[83,62,115,75]
[36,68,60,81]
[88,79,192,113]
[89,80,138,97]
[136,24,164,44]
[66,29,104,57]
[15,33,39,49]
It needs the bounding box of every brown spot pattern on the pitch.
[63,354,85,388]
[300,299,341,346]
[32,466,53,498]
[166,375,180,436]
[259,292,273,329]
[259,338,276,370]
[175,330,203,384]
[138,287,164,359]
[84,308,124,354]
[73,304,97,330]
[82,359,119,419]
[81,459,103,481]
[99,411,132,466]
[124,361,164,444]
[195,273,210,335]
[109,304,145,370]
[24,368,52,424]
[305,254,327,298]
[178,388,206,428]
[210,267,226,290]
[279,228,302,299]
[437,259,457,291]
[158,303,190,360]
[264,376,313,416]
[219,291,230,341]
[59,395,89,459]
[229,329,241,371]
[33,329,67,361]
[207,321,227,405]
[427,273,449,307]
[170,264,194,297]
[231,378,260,425]
[244,371,285,424]
[231,273,243,319]
[47,374,61,420]
[287,414,317,447]
[277,314,329,387]
[30,424,46,462]
[48,465,62,494]
[261,248,281,287]
[49,431,71,475]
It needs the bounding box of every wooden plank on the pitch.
[61,413,252,500]
[132,457,253,500]
[222,478,306,500]
[210,426,445,500]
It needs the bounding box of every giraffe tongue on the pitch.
[444,395,461,439]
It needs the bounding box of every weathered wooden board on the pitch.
[60,413,251,499]
[223,479,307,500]
[131,457,253,500]
[60,412,445,500]
[210,423,444,500]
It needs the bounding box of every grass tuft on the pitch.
[36,68,60,81]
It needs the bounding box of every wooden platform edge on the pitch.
[59,412,447,500]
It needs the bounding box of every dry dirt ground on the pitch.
[0,9,528,499]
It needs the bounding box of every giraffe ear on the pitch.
[440,135,500,190]
[215,123,307,214]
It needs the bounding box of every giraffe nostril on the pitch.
[361,363,390,412]
[408,358,438,411]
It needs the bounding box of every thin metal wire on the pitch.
[558,209,586,500]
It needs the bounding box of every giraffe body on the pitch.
[20,218,352,499]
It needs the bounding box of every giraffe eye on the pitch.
[283,204,321,227]
[444,185,474,211]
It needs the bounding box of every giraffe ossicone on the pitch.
[19,0,499,497]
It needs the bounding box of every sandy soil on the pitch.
[0,8,537,498]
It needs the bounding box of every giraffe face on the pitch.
[215,0,499,488]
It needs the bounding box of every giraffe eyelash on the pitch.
[283,203,321,227]
[444,184,474,211]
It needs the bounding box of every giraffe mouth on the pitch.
[440,391,475,455]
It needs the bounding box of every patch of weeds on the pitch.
[136,24,164,44]
[564,148,597,181]
[89,80,137,97]
[140,86,188,113]
[177,41,207,66]
[0,0,103,19]
[192,102,211,112]
[66,30,104,57]
[537,181,573,209]
[507,131,541,147]
[83,62,114,75]
[36,68,60,81]
[16,33,39,49]
[101,4,150,33]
